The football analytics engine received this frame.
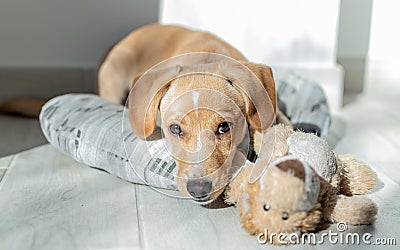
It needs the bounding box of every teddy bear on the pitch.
[225,124,378,244]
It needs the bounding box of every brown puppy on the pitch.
[98,23,285,204]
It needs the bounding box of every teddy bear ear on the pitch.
[272,155,320,211]
[296,162,320,211]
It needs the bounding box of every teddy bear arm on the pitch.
[225,163,253,204]
[328,195,377,225]
[336,154,377,195]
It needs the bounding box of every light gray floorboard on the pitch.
[0,155,13,181]
[135,184,317,250]
[0,145,140,250]
[0,154,14,167]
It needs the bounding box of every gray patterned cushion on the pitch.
[276,73,331,138]
[40,94,177,190]
[39,73,331,189]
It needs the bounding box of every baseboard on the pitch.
[0,67,97,103]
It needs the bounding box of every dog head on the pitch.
[128,54,277,204]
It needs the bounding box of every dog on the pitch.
[98,23,289,204]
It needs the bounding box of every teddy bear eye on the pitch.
[263,204,271,211]
[282,212,289,220]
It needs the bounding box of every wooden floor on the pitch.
[0,63,399,249]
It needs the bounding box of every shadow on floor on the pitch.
[0,114,47,157]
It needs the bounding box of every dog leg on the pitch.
[98,46,139,104]
[98,62,131,104]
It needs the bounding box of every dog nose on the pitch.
[186,179,213,199]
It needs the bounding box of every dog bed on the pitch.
[39,73,331,188]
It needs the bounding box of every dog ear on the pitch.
[241,62,277,131]
[128,66,182,138]
[223,61,277,132]
[128,53,217,138]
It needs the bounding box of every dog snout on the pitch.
[186,178,213,199]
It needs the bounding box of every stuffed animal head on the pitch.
[238,155,323,244]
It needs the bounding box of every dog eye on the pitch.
[282,212,289,220]
[169,124,182,136]
[263,204,270,211]
[216,122,232,135]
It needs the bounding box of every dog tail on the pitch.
[0,98,46,117]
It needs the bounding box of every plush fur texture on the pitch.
[337,154,378,195]
[225,124,378,244]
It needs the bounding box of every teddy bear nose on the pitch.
[186,179,213,199]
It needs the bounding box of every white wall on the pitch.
[160,0,340,67]
[0,0,158,68]
[160,0,344,110]
[367,0,400,84]
[369,0,400,62]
